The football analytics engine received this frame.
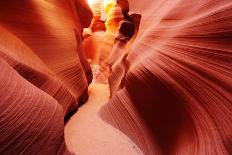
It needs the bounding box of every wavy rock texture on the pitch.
[98,3,125,83]
[0,58,72,154]
[0,0,92,154]
[0,0,92,115]
[100,0,232,154]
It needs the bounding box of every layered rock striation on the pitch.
[0,0,92,154]
[100,0,232,154]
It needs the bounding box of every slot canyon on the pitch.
[0,0,232,155]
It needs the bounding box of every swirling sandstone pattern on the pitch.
[0,0,92,115]
[100,0,232,154]
[1,0,232,154]
[0,0,92,154]
[0,58,72,154]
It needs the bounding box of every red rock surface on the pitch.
[0,0,232,154]
[0,58,72,154]
[0,0,92,115]
[0,0,92,154]
[100,0,232,154]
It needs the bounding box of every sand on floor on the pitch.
[64,83,143,155]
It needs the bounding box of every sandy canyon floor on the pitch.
[65,83,143,155]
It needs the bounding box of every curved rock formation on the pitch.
[100,0,232,154]
[0,0,92,115]
[0,0,92,154]
[1,0,232,154]
[0,58,71,154]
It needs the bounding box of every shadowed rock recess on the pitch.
[0,0,232,155]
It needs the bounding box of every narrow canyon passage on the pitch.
[64,10,142,153]
[64,83,143,155]
[0,0,231,155]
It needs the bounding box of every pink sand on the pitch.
[65,83,143,155]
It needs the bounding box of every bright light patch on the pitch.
[87,0,94,7]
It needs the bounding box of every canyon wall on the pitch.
[100,0,232,154]
[0,0,231,154]
[0,0,92,154]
